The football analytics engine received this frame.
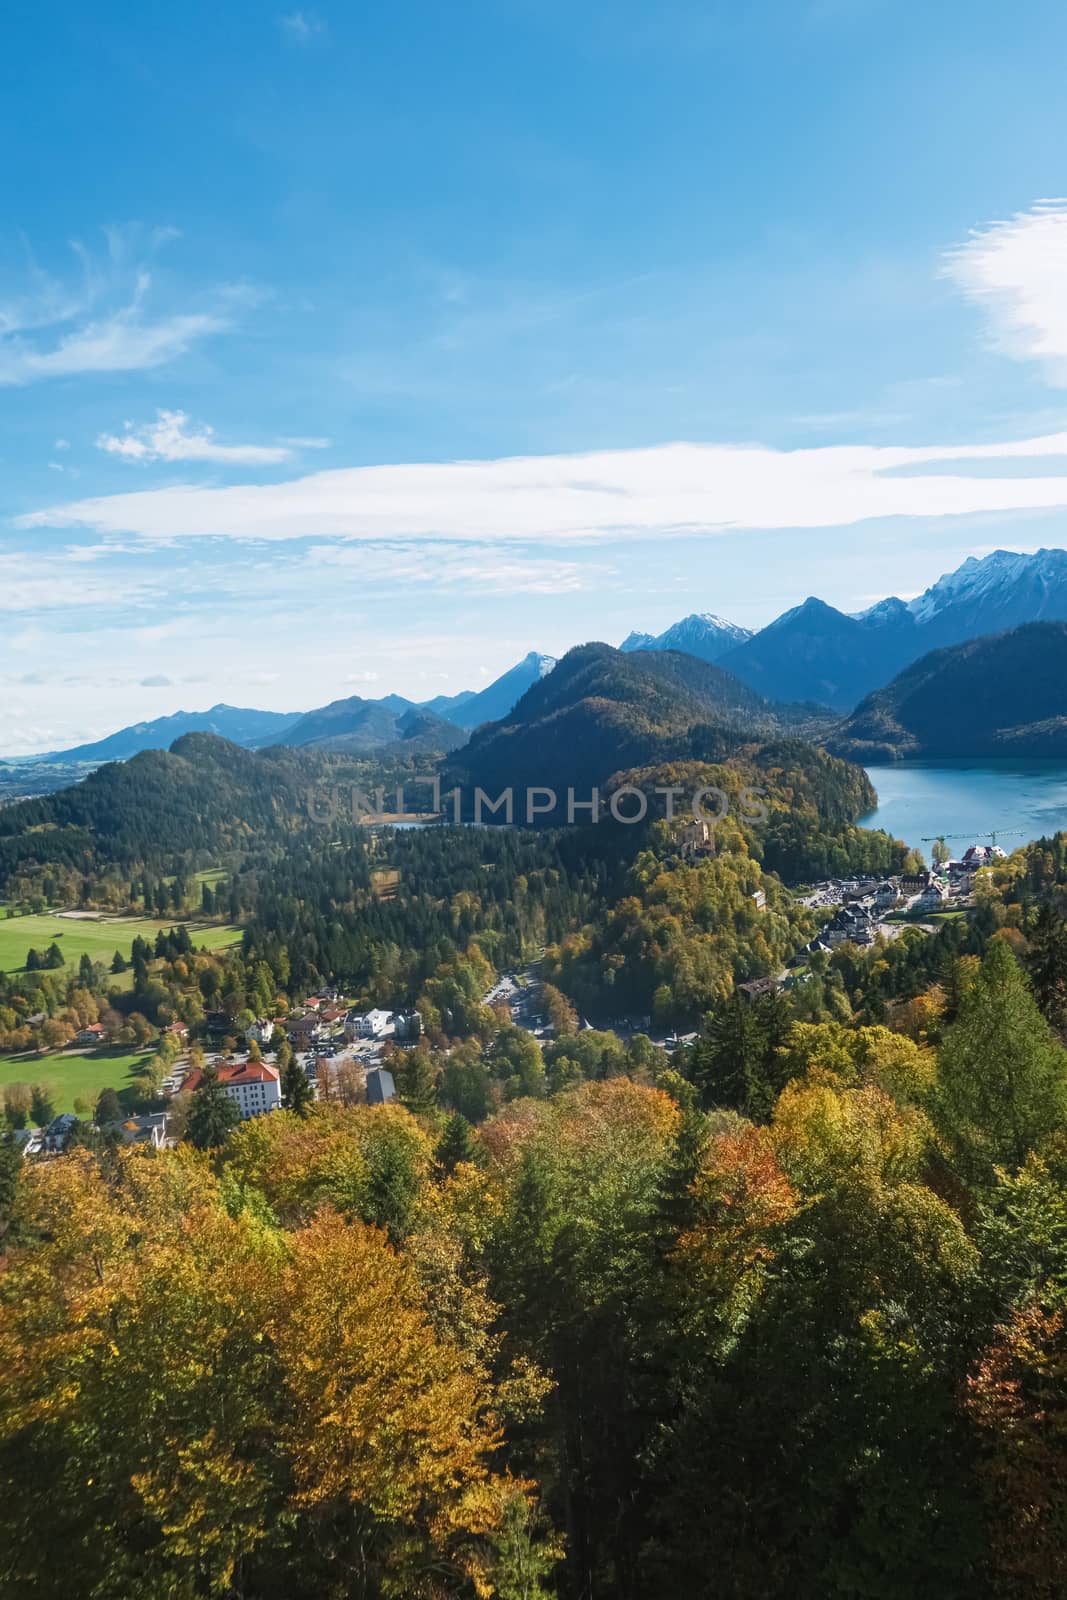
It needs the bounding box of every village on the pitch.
[11,841,1006,1156]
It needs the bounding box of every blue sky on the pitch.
[6,0,1067,749]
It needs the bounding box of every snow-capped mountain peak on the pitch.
[908,548,1067,624]
[619,611,753,664]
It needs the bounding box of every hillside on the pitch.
[828,621,1067,760]
[0,734,318,890]
[280,696,466,754]
[447,641,823,808]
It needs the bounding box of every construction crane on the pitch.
[921,828,1022,852]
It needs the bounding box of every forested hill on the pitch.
[828,621,1067,761]
[0,733,316,891]
[446,641,837,807]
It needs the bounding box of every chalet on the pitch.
[899,873,928,896]
[74,1022,107,1046]
[873,880,899,909]
[166,1020,189,1042]
[245,1017,275,1047]
[749,888,767,911]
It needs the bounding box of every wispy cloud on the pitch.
[98,409,296,465]
[305,542,608,594]
[945,201,1067,383]
[0,233,250,386]
[23,429,1067,546]
[0,553,162,613]
[279,10,325,42]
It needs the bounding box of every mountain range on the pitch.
[624,548,1067,710]
[10,651,558,779]
[21,705,304,766]
[11,548,1067,787]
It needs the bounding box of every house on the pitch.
[788,938,833,965]
[960,843,1006,869]
[106,1112,170,1148]
[245,1017,275,1047]
[392,1010,423,1042]
[749,888,767,911]
[917,879,951,910]
[737,976,781,1002]
[873,880,899,909]
[899,873,927,896]
[287,1014,327,1045]
[181,1061,282,1119]
[825,904,875,947]
[166,1020,189,1042]
[345,1007,394,1041]
[366,1067,397,1105]
[74,1022,107,1046]
[43,1113,78,1152]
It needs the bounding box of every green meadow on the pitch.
[0,912,241,977]
[0,1046,155,1116]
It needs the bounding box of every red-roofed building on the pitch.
[181,1060,282,1119]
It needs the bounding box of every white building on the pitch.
[184,1061,282,1119]
[345,1007,395,1041]
[245,1017,275,1047]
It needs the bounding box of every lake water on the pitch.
[861,760,1067,857]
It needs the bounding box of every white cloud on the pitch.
[278,435,331,449]
[945,201,1067,382]
[22,429,1067,546]
[97,410,295,465]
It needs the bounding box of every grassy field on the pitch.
[0,913,241,976]
[0,1046,154,1115]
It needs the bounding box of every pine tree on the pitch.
[435,1112,476,1175]
[1026,903,1067,1034]
[186,1065,241,1149]
[936,937,1067,1183]
[280,1053,314,1117]
[30,1087,56,1128]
